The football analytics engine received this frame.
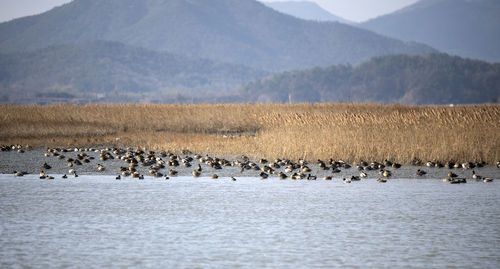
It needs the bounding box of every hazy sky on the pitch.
[263,0,420,22]
[0,0,420,23]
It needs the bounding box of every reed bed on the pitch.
[1,103,499,163]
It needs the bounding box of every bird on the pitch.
[62,174,67,179]
[97,164,105,172]
[416,169,427,176]
[278,172,287,179]
[323,176,332,180]
[450,178,467,184]
[39,171,46,179]
[472,170,482,180]
[448,172,458,178]
[231,177,237,181]
[259,172,268,179]
[42,162,51,169]
[307,174,317,180]
[343,178,351,184]
[164,175,170,180]
[210,174,218,179]
[382,170,392,178]
[392,163,401,169]
[350,175,361,181]
[377,178,387,183]
[360,172,367,178]
[115,175,121,180]
[169,169,178,176]
[483,178,493,182]
[192,170,201,177]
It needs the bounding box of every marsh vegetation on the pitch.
[1,103,498,164]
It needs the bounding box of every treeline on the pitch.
[241,54,500,105]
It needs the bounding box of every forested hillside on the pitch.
[0,41,268,104]
[242,54,500,105]
[361,0,500,62]
[0,0,435,71]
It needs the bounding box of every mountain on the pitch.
[241,54,500,105]
[262,1,353,24]
[0,41,268,104]
[361,0,500,63]
[0,0,435,71]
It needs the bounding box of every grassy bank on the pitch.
[1,103,499,163]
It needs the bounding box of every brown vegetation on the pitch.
[1,103,499,163]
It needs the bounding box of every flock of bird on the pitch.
[3,145,497,184]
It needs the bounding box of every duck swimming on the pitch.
[416,169,426,176]
[472,170,482,180]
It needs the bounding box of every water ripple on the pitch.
[0,175,499,268]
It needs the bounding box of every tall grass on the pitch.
[1,103,498,163]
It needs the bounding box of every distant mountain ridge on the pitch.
[263,1,353,24]
[0,0,435,71]
[361,0,500,62]
[0,41,268,104]
[242,54,500,105]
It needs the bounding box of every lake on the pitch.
[1,175,499,268]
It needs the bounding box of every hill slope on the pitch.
[262,1,353,24]
[0,41,268,104]
[241,54,500,105]
[0,0,435,71]
[361,0,500,62]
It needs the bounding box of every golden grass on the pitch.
[1,103,499,163]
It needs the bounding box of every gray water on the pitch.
[1,175,499,268]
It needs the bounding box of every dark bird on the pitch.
[416,169,427,176]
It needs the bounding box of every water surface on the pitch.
[1,175,499,268]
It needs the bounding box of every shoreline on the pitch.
[1,147,497,181]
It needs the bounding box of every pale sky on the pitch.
[263,0,420,22]
[0,0,420,23]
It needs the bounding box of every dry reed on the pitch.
[1,103,499,163]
